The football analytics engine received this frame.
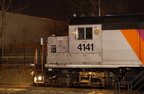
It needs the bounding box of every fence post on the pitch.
[0,48,2,64]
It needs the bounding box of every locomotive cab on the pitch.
[47,17,102,68]
[68,24,102,67]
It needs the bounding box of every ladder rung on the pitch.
[35,70,43,71]
[36,63,43,65]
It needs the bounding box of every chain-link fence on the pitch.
[0,49,36,67]
[0,49,37,84]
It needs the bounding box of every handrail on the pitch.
[115,70,144,94]
[131,77,144,89]
[34,48,38,73]
[40,43,47,74]
[135,84,144,92]
[131,70,144,82]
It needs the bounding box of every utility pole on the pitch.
[98,0,101,16]
[0,0,6,64]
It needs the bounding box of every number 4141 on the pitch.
[77,44,94,51]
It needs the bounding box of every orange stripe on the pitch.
[121,29,144,65]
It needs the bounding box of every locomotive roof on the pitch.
[69,14,144,25]
[69,14,144,29]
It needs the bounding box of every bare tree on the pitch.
[50,20,68,36]
[65,0,100,16]
[65,0,136,17]
[0,0,30,63]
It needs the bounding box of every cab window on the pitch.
[78,28,84,39]
[77,27,92,40]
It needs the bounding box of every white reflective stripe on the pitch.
[45,64,142,68]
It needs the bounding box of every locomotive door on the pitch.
[69,25,102,65]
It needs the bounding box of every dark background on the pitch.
[22,0,67,21]
[22,0,144,21]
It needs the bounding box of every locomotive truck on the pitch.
[31,14,144,87]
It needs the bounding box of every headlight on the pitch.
[38,76,43,80]
[34,76,44,83]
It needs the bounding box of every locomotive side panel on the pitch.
[47,37,57,63]
[121,29,144,65]
[47,36,69,64]
[102,30,141,67]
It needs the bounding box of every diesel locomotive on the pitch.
[32,14,144,87]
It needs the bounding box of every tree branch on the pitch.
[0,0,3,8]
[5,0,12,11]
[90,0,98,12]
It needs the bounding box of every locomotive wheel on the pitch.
[58,77,72,87]
[44,79,52,87]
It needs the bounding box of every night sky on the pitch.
[22,0,144,21]
[23,0,67,21]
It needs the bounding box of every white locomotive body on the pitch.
[33,15,144,87]
[47,24,102,68]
